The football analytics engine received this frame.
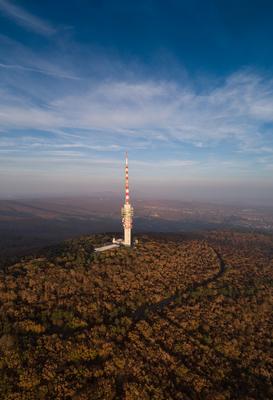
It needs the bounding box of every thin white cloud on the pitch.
[0,35,81,81]
[0,0,56,36]
[1,62,273,185]
[0,62,81,80]
[133,159,198,168]
[1,71,273,149]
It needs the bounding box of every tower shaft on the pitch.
[122,153,133,246]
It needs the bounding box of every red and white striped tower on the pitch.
[125,152,130,204]
[121,152,134,246]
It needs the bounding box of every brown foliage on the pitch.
[0,232,272,399]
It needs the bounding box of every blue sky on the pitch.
[0,0,273,204]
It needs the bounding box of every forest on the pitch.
[0,231,272,399]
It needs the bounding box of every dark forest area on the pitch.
[0,231,272,399]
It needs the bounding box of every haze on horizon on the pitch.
[1,0,273,206]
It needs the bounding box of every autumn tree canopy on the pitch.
[0,232,272,399]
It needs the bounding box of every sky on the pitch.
[0,0,273,205]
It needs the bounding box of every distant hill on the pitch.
[0,231,272,399]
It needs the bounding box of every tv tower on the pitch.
[121,153,134,246]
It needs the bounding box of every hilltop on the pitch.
[1,196,273,269]
[0,231,272,399]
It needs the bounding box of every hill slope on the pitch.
[0,232,272,399]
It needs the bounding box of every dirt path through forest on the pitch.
[132,245,227,322]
